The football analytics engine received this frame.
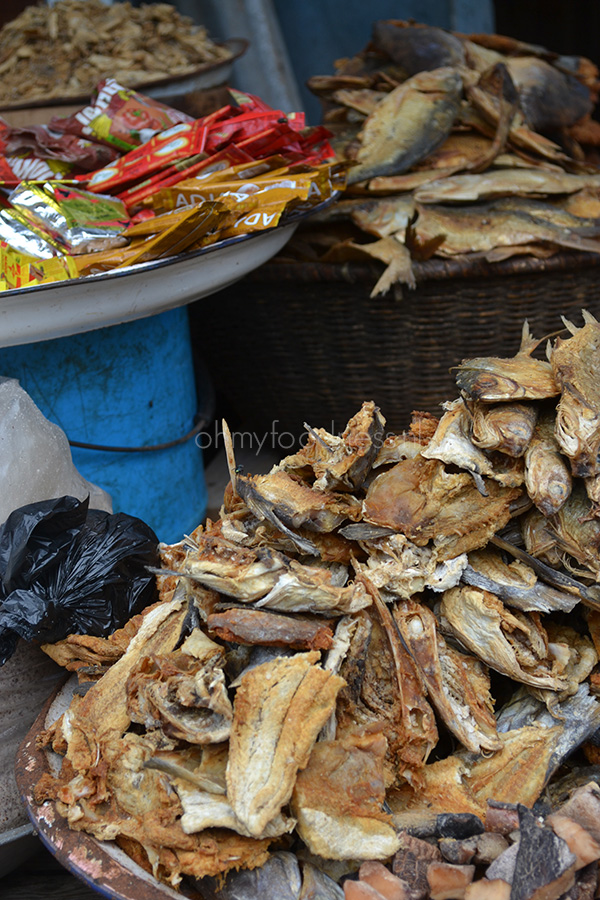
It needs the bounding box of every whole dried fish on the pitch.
[371,21,466,75]
[455,321,558,402]
[503,57,593,132]
[414,169,600,204]
[551,311,600,477]
[347,67,463,185]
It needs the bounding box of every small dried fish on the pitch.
[347,67,463,185]
[455,321,558,402]
[414,169,600,204]
[551,311,600,477]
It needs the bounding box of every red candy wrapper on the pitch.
[49,78,193,151]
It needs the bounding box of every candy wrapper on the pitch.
[9,182,130,254]
[49,78,193,152]
[0,243,77,290]
[0,209,62,259]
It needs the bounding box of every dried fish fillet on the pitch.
[226,651,345,837]
[291,730,400,860]
[414,169,600,203]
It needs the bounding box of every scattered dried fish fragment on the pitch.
[548,483,600,580]
[176,783,296,839]
[392,598,501,753]
[462,548,580,613]
[421,398,494,492]
[206,607,334,650]
[277,401,385,492]
[455,321,558,402]
[440,586,569,690]
[179,534,287,601]
[551,311,600,477]
[291,730,400,860]
[347,67,463,185]
[524,410,573,516]
[226,651,345,837]
[356,532,466,598]
[254,558,371,615]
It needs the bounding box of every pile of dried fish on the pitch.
[0,0,232,106]
[283,20,600,296]
[35,311,600,897]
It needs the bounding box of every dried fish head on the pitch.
[524,409,573,516]
[550,482,600,579]
[551,311,600,477]
[440,585,569,689]
[421,397,494,488]
[470,401,538,457]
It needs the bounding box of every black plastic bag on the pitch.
[0,495,160,666]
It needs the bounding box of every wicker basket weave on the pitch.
[190,251,600,441]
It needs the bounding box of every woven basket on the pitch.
[189,252,600,441]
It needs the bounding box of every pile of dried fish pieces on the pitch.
[285,20,600,296]
[36,311,600,897]
[0,0,232,106]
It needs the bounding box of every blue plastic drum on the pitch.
[0,307,208,543]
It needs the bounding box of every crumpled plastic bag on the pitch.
[0,495,160,666]
[0,376,112,524]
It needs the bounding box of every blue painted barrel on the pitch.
[0,307,208,543]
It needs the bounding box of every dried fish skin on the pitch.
[524,411,573,516]
[347,67,463,185]
[463,548,580,613]
[226,651,345,837]
[371,21,466,75]
[277,401,385,493]
[421,398,495,485]
[440,586,569,689]
[363,455,521,558]
[126,652,233,744]
[392,598,501,753]
[356,532,466,599]
[551,312,600,477]
[470,402,538,457]
[534,623,598,706]
[455,322,558,402]
[291,730,400,860]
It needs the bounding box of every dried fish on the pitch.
[347,67,463,185]
[226,651,344,836]
[414,169,600,204]
[470,401,538,457]
[371,21,466,75]
[551,311,600,477]
[455,321,558,402]
[503,57,593,132]
[440,585,569,689]
[524,409,573,515]
[462,548,580,613]
[421,398,494,491]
